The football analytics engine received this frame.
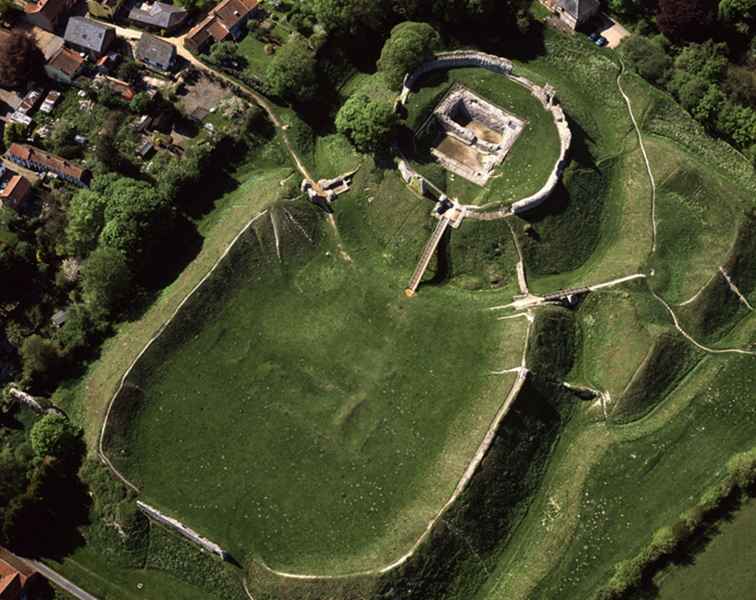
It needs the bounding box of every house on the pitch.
[135,33,176,72]
[0,173,33,211]
[6,143,90,187]
[555,0,600,30]
[45,46,85,84]
[64,16,116,58]
[24,0,76,32]
[184,0,260,54]
[129,2,188,34]
[0,551,39,600]
[87,0,125,19]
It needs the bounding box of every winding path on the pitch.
[616,58,657,253]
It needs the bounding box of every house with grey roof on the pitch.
[63,16,116,58]
[128,2,188,34]
[136,33,177,72]
[556,0,599,29]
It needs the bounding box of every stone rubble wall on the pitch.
[399,50,572,217]
[137,500,228,560]
[8,386,64,416]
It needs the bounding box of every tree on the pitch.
[378,22,440,91]
[0,31,44,89]
[336,92,398,152]
[0,0,13,18]
[30,414,81,459]
[209,41,245,68]
[719,0,756,33]
[66,190,108,257]
[3,122,25,150]
[129,92,153,114]
[621,35,671,84]
[20,335,60,388]
[117,60,142,86]
[312,0,385,33]
[657,0,716,42]
[265,33,318,102]
[79,246,133,321]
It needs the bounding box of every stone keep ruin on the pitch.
[423,86,525,186]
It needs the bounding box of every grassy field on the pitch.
[654,497,756,599]
[403,66,561,207]
[102,169,529,573]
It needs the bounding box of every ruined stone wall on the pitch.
[400,50,572,216]
[137,500,228,560]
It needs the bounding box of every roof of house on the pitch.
[7,143,88,181]
[46,45,85,77]
[24,0,71,23]
[185,0,258,48]
[0,553,35,600]
[0,175,32,205]
[64,16,114,53]
[136,33,176,68]
[558,0,599,21]
[129,1,187,29]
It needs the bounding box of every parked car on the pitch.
[595,36,608,47]
[589,32,600,42]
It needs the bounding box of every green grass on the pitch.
[403,66,561,207]
[102,170,530,573]
[236,34,275,77]
[655,497,756,599]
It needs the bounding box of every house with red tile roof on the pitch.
[44,46,85,84]
[0,175,33,211]
[0,552,38,600]
[6,143,90,187]
[184,0,259,54]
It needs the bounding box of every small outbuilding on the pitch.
[45,46,85,84]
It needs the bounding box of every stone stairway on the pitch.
[406,217,451,296]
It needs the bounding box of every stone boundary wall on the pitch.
[137,500,228,560]
[400,51,514,104]
[398,50,572,217]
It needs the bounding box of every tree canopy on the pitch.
[265,33,318,103]
[657,0,717,41]
[378,21,440,91]
[336,92,398,152]
[79,246,134,321]
[30,414,81,460]
[0,31,44,89]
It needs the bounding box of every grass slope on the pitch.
[104,175,529,573]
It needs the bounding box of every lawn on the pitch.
[655,497,756,599]
[403,66,562,207]
[102,174,529,574]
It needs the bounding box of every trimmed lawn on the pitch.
[655,497,756,600]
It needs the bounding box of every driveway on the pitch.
[596,13,630,48]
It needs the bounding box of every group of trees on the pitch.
[0,31,44,89]
[619,0,756,162]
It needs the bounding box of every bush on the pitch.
[622,35,671,84]
[265,33,317,102]
[29,413,81,459]
[378,21,440,91]
[335,92,397,152]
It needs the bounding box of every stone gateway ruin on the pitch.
[420,85,525,186]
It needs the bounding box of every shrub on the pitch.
[30,413,81,459]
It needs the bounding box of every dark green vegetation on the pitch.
[104,171,529,572]
[403,66,561,206]
[616,0,756,163]
[656,496,756,600]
